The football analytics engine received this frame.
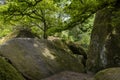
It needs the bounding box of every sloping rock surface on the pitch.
[94,68,120,80]
[0,57,25,80]
[0,38,84,80]
[42,71,93,80]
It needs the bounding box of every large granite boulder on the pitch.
[0,38,84,80]
[94,68,120,80]
[0,57,25,80]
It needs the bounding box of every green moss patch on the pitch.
[0,57,25,80]
[94,68,120,80]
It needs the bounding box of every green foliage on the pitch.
[55,15,94,48]
[0,21,13,38]
[0,0,118,39]
[47,0,117,34]
[0,0,65,39]
[0,28,11,37]
[111,9,120,27]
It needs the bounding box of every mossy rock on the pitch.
[0,38,84,80]
[49,39,72,54]
[67,41,87,67]
[0,29,39,45]
[67,41,87,57]
[0,57,25,80]
[94,68,120,80]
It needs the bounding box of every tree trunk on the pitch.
[40,9,48,39]
[87,4,120,72]
[43,31,48,39]
[43,18,48,39]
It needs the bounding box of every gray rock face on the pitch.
[42,71,93,80]
[0,38,84,80]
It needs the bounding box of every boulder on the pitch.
[94,68,120,80]
[48,38,72,54]
[0,57,25,80]
[0,38,84,80]
[42,71,93,80]
[67,42,87,57]
[0,29,39,44]
[67,42,87,68]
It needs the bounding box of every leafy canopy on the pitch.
[0,0,118,38]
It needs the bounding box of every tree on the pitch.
[1,0,117,38]
[47,0,116,34]
[86,0,120,72]
[1,0,66,39]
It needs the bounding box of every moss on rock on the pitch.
[67,41,87,69]
[0,57,25,80]
[94,68,120,80]
[0,38,84,80]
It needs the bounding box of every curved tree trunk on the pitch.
[87,6,120,72]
